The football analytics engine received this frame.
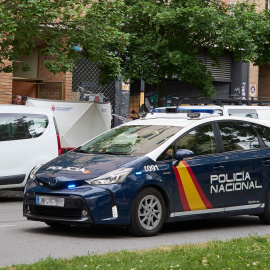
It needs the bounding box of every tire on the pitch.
[259,189,270,224]
[128,187,166,237]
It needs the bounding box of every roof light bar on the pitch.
[190,109,215,114]
[151,108,215,114]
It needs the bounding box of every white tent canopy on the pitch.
[26,98,112,148]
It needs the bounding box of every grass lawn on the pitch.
[2,235,270,270]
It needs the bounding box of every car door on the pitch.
[157,122,226,219]
[215,120,270,212]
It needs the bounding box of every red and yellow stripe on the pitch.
[173,161,213,211]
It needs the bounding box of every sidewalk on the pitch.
[0,190,23,199]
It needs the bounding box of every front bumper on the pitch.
[23,193,93,225]
[23,181,131,226]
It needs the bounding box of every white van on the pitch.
[0,105,61,190]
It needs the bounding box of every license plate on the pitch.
[36,196,65,207]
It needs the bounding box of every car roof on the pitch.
[155,105,270,111]
[124,112,270,128]
[0,105,53,115]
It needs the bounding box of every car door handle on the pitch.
[262,158,270,166]
[213,164,224,172]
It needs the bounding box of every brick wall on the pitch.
[258,65,270,99]
[64,71,72,101]
[222,0,264,11]
[0,60,13,104]
[256,0,266,11]
[0,54,73,103]
[38,54,72,101]
[249,64,259,98]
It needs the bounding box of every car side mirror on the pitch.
[174,149,194,161]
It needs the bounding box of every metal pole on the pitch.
[140,79,145,111]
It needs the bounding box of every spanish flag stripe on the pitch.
[177,162,206,210]
[182,161,213,209]
[172,166,190,211]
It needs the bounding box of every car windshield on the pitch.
[77,125,182,155]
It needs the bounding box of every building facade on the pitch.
[0,0,269,108]
[220,0,270,101]
[0,49,73,104]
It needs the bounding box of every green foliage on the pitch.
[120,0,270,98]
[0,0,127,81]
[1,0,270,98]
[2,236,270,269]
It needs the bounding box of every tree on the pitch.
[119,0,270,103]
[0,0,127,82]
[2,0,270,102]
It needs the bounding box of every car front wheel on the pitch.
[128,187,166,237]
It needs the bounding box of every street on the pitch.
[0,191,270,267]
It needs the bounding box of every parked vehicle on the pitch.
[0,105,61,190]
[23,107,270,236]
[152,98,270,121]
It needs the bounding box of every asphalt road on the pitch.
[1,191,270,267]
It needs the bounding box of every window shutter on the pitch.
[196,50,231,81]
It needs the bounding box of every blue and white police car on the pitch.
[23,108,270,236]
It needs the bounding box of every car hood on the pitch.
[36,151,144,181]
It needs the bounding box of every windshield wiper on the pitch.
[104,151,128,155]
[73,148,89,153]
[74,149,128,155]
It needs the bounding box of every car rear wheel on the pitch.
[259,189,270,224]
[128,187,166,237]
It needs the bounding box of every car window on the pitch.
[218,121,260,152]
[157,145,175,161]
[228,109,258,118]
[253,124,270,147]
[0,113,49,141]
[79,125,183,155]
[175,124,217,156]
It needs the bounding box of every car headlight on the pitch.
[28,164,43,181]
[86,168,133,185]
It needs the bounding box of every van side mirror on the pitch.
[174,149,194,161]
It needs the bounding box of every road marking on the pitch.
[0,225,15,228]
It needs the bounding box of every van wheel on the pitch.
[128,187,166,237]
[259,190,270,224]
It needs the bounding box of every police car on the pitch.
[23,108,270,236]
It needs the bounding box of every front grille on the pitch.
[38,181,67,190]
[24,193,92,223]
[29,205,82,219]
[36,178,85,190]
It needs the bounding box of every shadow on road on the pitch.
[0,191,23,202]
[24,224,131,239]
[161,215,262,234]
[22,215,263,239]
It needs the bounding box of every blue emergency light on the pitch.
[190,109,215,114]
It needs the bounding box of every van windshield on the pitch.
[77,125,182,155]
